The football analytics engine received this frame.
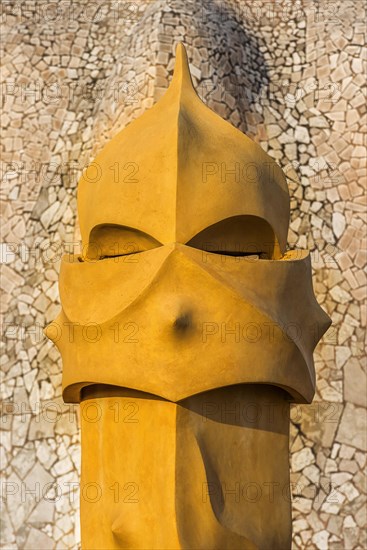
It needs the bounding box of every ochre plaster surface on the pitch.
[46,44,331,549]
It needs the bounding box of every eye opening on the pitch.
[186,215,282,260]
[98,245,145,260]
[205,250,269,259]
[85,224,162,261]
[99,250,142,260]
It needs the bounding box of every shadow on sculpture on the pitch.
[46,44,330,549]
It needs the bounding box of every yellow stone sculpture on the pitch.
[47,44,331,549]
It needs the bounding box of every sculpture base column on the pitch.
[80,385,291,550]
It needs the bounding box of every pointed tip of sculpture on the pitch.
[170,42,197,98]
[175,41,186,56]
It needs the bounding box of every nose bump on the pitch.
[173,311,192,332]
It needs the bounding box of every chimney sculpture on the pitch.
[47,44,331,549]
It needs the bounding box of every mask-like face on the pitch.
[46,44,330,549]
[47,44,329,405]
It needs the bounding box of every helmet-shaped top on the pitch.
[77,44,290,259]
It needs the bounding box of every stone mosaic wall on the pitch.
[1,0,366,548]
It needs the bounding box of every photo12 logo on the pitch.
[1,1,140,25]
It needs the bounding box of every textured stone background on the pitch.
[1,0,366,548]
